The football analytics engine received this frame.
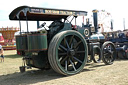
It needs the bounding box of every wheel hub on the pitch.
[67,49,75,56]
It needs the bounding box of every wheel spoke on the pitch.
[76,51,85,54]
[71,43,73,49]
[60,45,67,51]
[108,51,114,55]
[75,41,82,48]
[104,50,113,56]
[69,35,74,46]
[60,56,68,64]
[110,55,113,60]
[109,57,112,62]
[105,56,109,62]
[105,54,112,62]
[69,59,76,71]
[58,52,67,56]
[58,47,64,52]
[107,56,111,63]
[59,57,63,61]
[67,57,70,65]
[104,53,110,56]
[73,56,83,64]
[65,60,68,71]
[64,37,70,49]
[105,57,108,62]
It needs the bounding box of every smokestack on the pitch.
[111,19,113,31]
[92,9,98,33]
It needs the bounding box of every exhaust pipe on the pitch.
[92,10,98,33]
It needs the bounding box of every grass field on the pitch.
[0,50,128,85]
[0,50,22,75]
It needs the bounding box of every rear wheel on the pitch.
[102,41,116,65]
[48,30,88,75]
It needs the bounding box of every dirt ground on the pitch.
[0,50,128,85]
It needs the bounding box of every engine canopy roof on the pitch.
[9,6,87,21]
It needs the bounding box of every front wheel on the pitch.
[102,41,116,65]
[48,30,88,75]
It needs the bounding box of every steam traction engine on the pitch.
[9,6,116,75]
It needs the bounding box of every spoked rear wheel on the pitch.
[102,41,116,65]
[48,30,88,75]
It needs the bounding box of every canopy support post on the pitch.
[26,15,29,32]
[19,19,21,35]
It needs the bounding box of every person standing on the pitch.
[0,45,4,62]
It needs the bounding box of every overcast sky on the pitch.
[0,0,128,31]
